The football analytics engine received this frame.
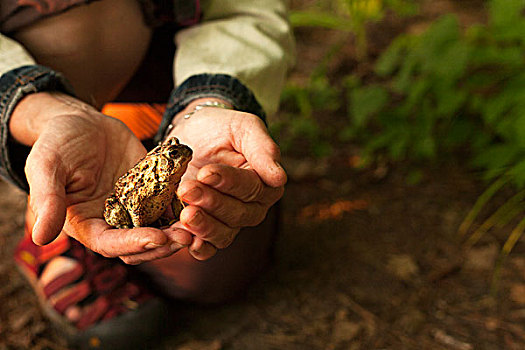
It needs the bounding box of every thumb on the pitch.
[25,145,67,245]
[236,117,287,188]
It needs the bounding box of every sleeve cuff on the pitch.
[0,65,75,192]
[154,73,266,143]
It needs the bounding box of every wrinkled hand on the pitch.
[166,98,286,261]
[11,92,192,264]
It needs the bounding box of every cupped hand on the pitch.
[165,98,286,261]
[11,92,192,264]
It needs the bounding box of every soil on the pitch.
[1,1,525,349]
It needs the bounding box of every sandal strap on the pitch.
[43,263,84,297]
[76,296,111,330]
[53,280,91,313]
[15,229,155,331]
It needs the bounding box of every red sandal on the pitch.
[14,210,169,349]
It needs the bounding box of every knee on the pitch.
[15,0,152,106]
[168,265,259,304]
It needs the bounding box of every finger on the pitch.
[196,165,284,205]
[179,205,239,249]
[161,224,194,246]
[25,147,67,245]
[188,237,217,261]
[119,241,186,265]
[63,216,168,257]
[233,117,287,187]
[178,180,268,227]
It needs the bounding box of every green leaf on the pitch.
[375,35,411,77]
[509,158,525,188]
[406,169,423,185]
[415,136,436,159]
[430,41,470,83]
[418,15,461,61]
[489,0,525,29]
[349,85,389,127]
[289,117,319,140]
[472,144,520,174]
[339,126,357,142]
[470,45,524,69]
[435,88,467,117]
[312,141,333,158]
[288,10,353,31]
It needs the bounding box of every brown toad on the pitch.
[104,137,192,228]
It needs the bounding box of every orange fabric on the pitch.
[101,103,166,140]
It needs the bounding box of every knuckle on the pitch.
[197,226,214,240]
[120,256,138,265]
[253,210,267,226]
[97,246,113,258]
[245,181,264,202]
[235,206,251,225]
[205,192,222,212]
[214,240,228,249]
[268,187,285,205]
[216,230,237,249]
[214,237,230,249]
[86,238,101,254]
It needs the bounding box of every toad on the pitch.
[104,137,192,228]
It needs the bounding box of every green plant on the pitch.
[289,0,417,57]
[272,68,340,157]
[341,0,525,290]
[344,1,525,183]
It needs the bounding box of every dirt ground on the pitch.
[2,1,525,349]
[3,158,525,350]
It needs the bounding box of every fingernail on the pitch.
[170,242,185,251]
[189,248,200,256]
[145,242,164,250]
[181,187,202,202]
[188,211,203,226]
[202,173,221,186]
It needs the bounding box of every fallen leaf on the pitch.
[333,320,360,343]
[464,244,498,271]
[176,340,222,350]
[432,329,473,350]
[386,254,419,281]
[298,200,369,222]
[332,309,361,343]
[9,309,33,332]
[510,284,525,305]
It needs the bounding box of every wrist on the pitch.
[174,97,232,123]
[164,97,232,140]
[154,74,266,144]
[9,92,97,146]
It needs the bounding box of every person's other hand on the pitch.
[166,98,286,261]
[10,92,192,264]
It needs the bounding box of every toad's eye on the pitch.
[166,148,180,159]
